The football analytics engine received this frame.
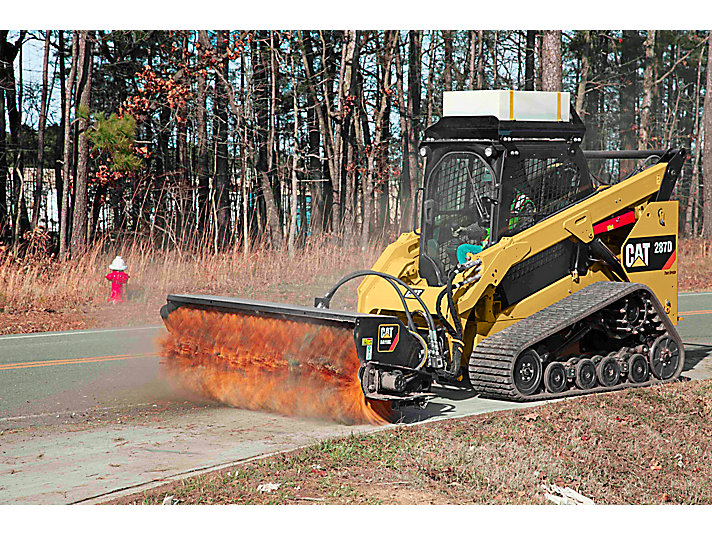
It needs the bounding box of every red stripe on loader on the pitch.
[663,250,676,270]
[389,331,399,351]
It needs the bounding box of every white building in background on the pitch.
[8,168,60,232]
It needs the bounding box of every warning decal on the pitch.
[622,235,676,273]
[361,338,373,361]
[378,324,400,352]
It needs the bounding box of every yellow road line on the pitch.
[0,352,158,371]
[680,309,712,316]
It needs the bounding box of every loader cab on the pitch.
[419,144,498,285]
[417,92,592,286]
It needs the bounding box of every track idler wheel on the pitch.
[543,362,567,394]
[627,353,650,383]
[575,358,597,390]
[512,349,542,396]
[596,355,621,387]
[649,334,682,380]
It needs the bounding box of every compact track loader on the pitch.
[161,90,686,406]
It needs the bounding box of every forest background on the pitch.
[2,28,712,331]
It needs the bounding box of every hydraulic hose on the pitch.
[436,288,459,339]
[318,270,417,332]
[439,259,482,379]
[320,270,437,332]
[446,271,464,341]
[443,272,468,380]
[318,269,441,362]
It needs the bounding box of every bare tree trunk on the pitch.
[265,31,282,243]
[300,32,324,234]
[196,31,210,237]
[442,30,453,92]
[406,30,422,222]
[491,31,499,88]
[541,30,562,91]
[476,30,485,89]
[59,31,79,259]
[32,30,51,228]
[213,30,231,246]
[685,47,704,236]
[333,30,358,232]
[70,30,92,257]
[536,32,543,91]
[575,30,591,118]
[0,35,7,233]
[243,34,280,244]
[619,30,640,178]
[376,39,392,236]
[54,31,66,237]
[300,32,336,229]
[525,30,537,90]
[394,36,410,228]
[391,31,425,231]
[639,30,657,150]
[426,31,436,127]
[241,52,250,259]
[288,54,299,256]
[360,31,397,250]
[468,31,477,90]
[175,32,189,242]
[701,32,712,238]
[395,31,422,231]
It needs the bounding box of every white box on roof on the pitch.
[443,90,570,122]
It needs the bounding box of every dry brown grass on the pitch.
[678,238,712,292]
[0,234,709,334]
[0,233,384,333]
[114,378,712,505]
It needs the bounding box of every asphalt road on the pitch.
[1,292,710,504]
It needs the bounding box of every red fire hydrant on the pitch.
[106,256,129,303]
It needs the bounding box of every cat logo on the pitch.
[378,324,400,352]
[622,236,676,273]
[625,242,650,268]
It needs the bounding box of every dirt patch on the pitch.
[111,378,712,505]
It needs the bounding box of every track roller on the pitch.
[596,355,621,387]
[627,353,650,383]
[543,362,567,393]
[575,358,597,390]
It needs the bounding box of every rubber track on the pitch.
[469,281,685,401]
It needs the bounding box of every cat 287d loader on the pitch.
[161,90,685,406]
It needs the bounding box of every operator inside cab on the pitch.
[453,190,536,264]
[423,150,495,273]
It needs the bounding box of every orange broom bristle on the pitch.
[160,307,392,425]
